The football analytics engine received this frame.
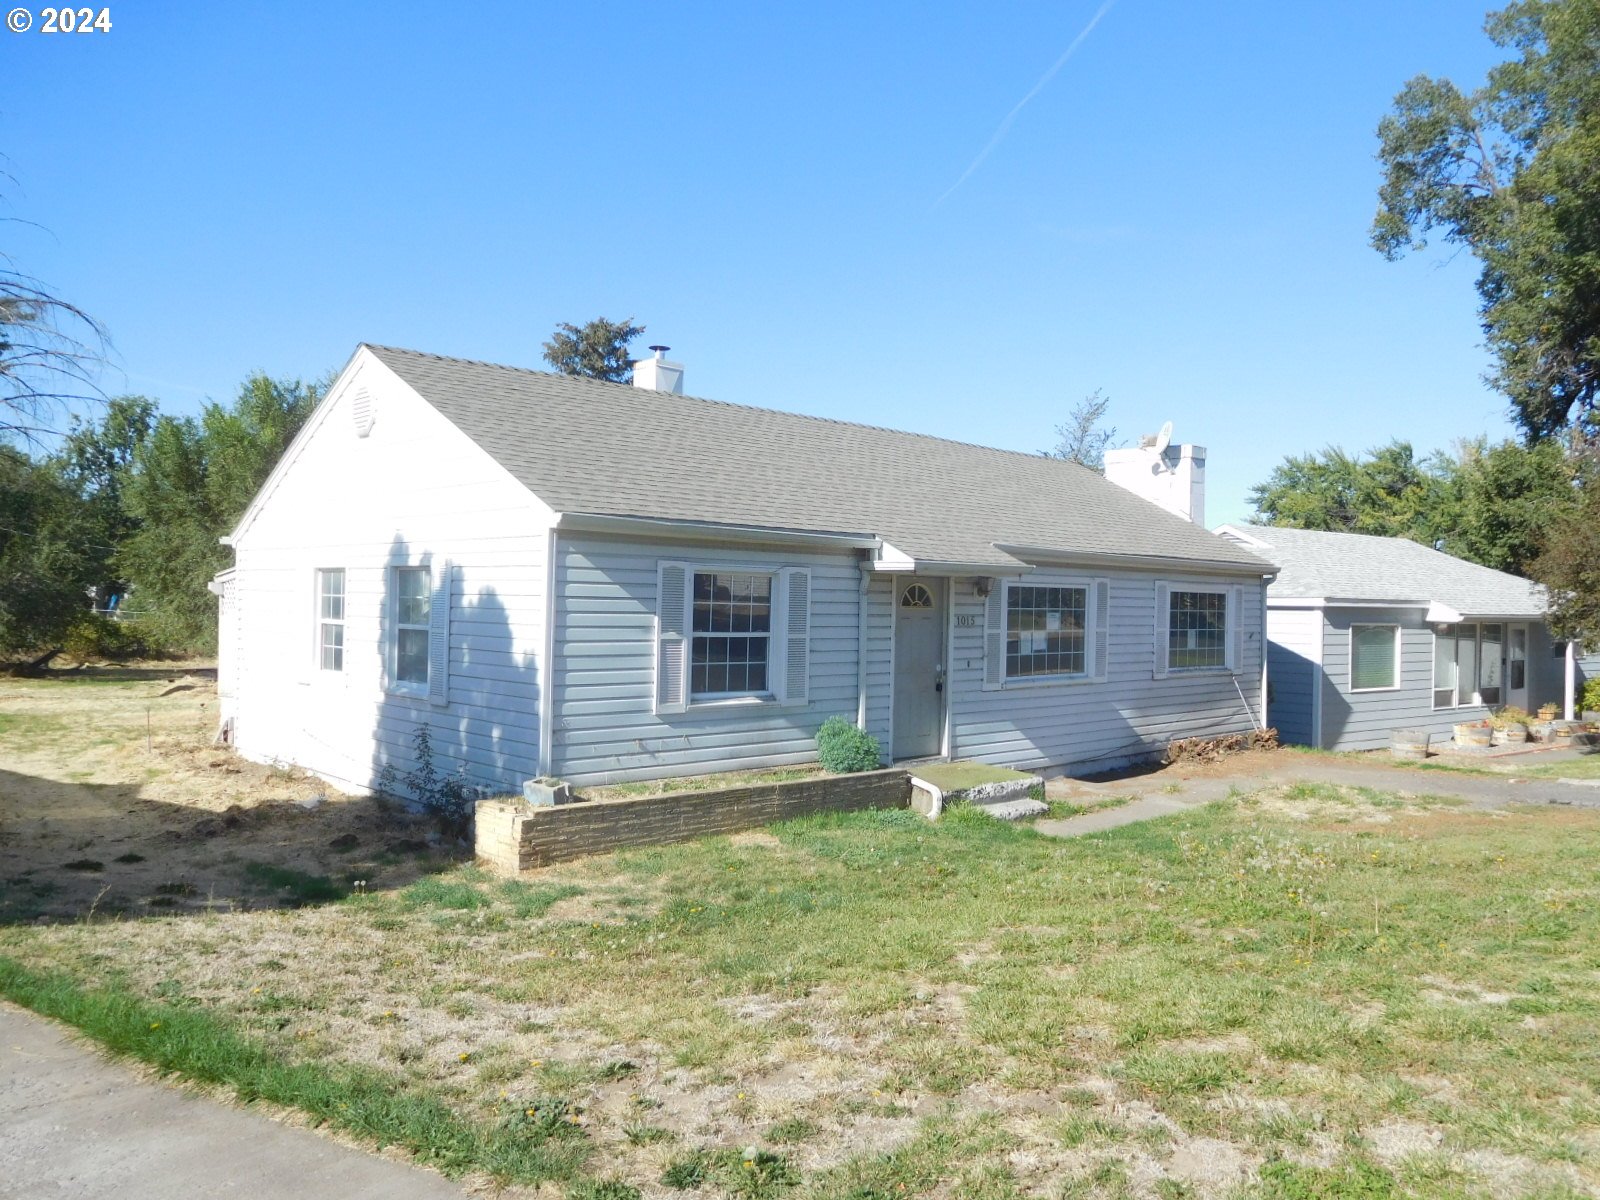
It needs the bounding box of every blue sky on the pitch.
[6,1,1511,525]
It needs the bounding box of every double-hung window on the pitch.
[1349,624,1399,691]
[394,566,431,689]
[316,568,345,672]
[1168,590,1228,669]
[690,571,772,698]
[1006,585,1087,678]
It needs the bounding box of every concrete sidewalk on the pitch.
[1037,750,1600,838]
[0,1002,471,1200]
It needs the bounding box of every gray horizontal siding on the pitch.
[1266,607,1320,746]
[863,575,894,758]
[550,534,861,786]
[946,570,1267,774]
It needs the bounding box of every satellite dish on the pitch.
[1153,421,1174,455]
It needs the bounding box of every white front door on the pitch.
[1508,624,1529,712]
[892,580,944,760]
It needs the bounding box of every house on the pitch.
[213,344,1277,794]
[1213,524,1594,750]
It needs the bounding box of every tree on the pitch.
[1373,0,1600,439]
[1248,441,1452,542]
[1532,453,1600,646]
[1044,390,1117,469]
[1437,436,1579,575]
[0,446,98,656]
[541,316,645,383]
[55,395,156,599]
[118,373,323,651]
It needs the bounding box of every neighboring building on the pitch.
[213,343,1276,793]
[1213,524,1590,750]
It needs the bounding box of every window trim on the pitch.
[315,567,345,674]
[1348,623,1401,693]
[390,563,432,697]
[1001,579,1094,684]
[1166,585,1231,674]
[687,566,779,706]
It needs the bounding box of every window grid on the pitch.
[395,566,430,687]
[1169,591,1226,669]
[1349,624,1397,691]
[317,568,345,672]
[1006,585,1086,678]
[1432,622,1504,709]
[691,572,772,697]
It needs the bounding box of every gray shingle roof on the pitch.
[366,345,1273,573]
[1226,525,1546,617]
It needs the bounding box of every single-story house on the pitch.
[213,344,1278,794]
[1213,524,1595,750]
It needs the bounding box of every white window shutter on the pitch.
[1092,577,1111,682]
[982,585,1006,691]
[1227,584,1245,673]
[779,567,811,705]
[1153,582,1170,679]
[655,562,689,714]
[428,560,452,705]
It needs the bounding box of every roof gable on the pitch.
[364,344,1272,574]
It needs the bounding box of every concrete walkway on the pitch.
[0,1002,470,1200]
[1037,750,1599,838]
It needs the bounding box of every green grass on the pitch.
[5,783,1599,1195]
[911,761,1035,792]
[241,862,348,904]
[0,957,591,1186]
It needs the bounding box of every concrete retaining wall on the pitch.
[476,768,911,872]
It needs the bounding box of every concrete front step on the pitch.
[973,796,1050,821]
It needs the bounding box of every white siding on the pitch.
[228,351,550,795]
[1266,607,1321,747]
[946,570,1268,774]
[550,534,862,785]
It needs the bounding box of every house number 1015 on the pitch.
[954,614,980,628]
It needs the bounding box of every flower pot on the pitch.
[1454,722,1492,748]
[1390,729,1430,760]
[1538,705,1559,722]
[1494,725,1529,745]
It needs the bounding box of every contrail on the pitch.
[935,0,1118,206]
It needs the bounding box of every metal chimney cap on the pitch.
[647,344,671,359]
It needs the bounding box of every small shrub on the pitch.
[815,716,882,773]
[1584,676,1600,715]
[1491,706,1533,728]
[61,614,151,664]
[380,724,474,838]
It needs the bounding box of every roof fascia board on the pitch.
[554,511,881,552]
[995,543,1277,577]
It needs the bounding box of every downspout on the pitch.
[539,525,559,777]
[856,561,872,729]
[1259,580,1270,731]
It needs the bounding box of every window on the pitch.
[1350,624,1398,691]
[1509,626,1527,691]
[317,568,345,672]
[901,583,933,609]
[1006,585,1087,678]
[1432,623,1503,708]
[690,571,772,698]
[1168,590,1227,669]
[394,566,430,688]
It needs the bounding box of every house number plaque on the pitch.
[954,614,980,628]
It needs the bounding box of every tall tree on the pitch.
[0,446,98,656]
[1437,436,1580,575]
[1373,0,1600,439]
[1532,448,1600,645]
[1044,390,1117,469]
[118,373,323,651]
[55,395,156,599]
[541,316,645,383]
[1248,441,1452,542]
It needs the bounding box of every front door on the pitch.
[892,580,944,760]
[1508,624,1529,712]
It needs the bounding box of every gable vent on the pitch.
[351,388,375,437]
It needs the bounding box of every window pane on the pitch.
[1458,627,1477,704]
[319,569,345,620]
[1169,591,1226,669]
[688,629,770,697]
[1005,585,1086,677]
[693,572,772,635]
[397,627,429,684]
[397,568,430,627]
[1433,629,1457,708]
[1351,626,1396,690]
[1478,624,1502,704]
[321,622,344,672]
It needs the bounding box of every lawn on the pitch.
[4,736,1599,1198]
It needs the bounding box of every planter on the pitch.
[1493,725,1530,745]
[1390,729,1431,760]
[522,778,573,807]
[1537,704,1560,722]
[1453,722,1493,748]
[1550,721,1577,745]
